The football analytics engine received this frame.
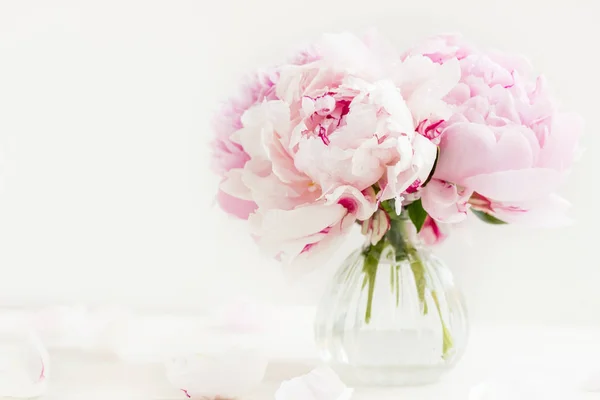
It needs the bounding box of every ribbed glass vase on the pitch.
[314,216,468,386]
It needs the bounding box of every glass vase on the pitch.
[314,216,468,386]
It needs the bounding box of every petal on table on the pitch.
[0,329,49,398]
[165,348,268,399]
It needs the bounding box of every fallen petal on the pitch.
[0,328,49,398]
[165,348,268,399]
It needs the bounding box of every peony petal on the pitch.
[408,57,461,122]
[350,139,389,189]
[393,135,414,172]
[250,203,346,244]
[394,55,439,98]
[492,194,571,227]
[165,348,268,399]
[411,134,438,183]
[0,328,49,398]
[436,123,535,184]
[436,122,497,183]
[268,135,311,184]
[233,100,291,160]
[421,180,470,224]
[286,214,355,276]
[463,168,561,202]
[446,82,471,105]
[242,167,303,209]
[324,185,377,221]
[423,179,459,206]
[492,127,536,170]
[537,112,584,171]
[419,216,448,245]
[275,367,353,400]
[276,64,309,104]
[220,169,253,201]
[216,189,257,219]
[379,134,436,201]
[370,80,415,134]
[211,138,249,174]
[331,103,378,147]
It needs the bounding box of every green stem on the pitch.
[408,247,429,315]
[386,215,454,359]
[408,247,453,359]
[385,218,409,261]
[432,291,454,359]
[361,213,454,359]
[395,264,400,307]
[363,239,384,324]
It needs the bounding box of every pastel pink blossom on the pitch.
[409,35,583,227]
[212,31,580,260]
[214,32,459,267]
[212,70,278,219]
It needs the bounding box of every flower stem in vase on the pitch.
[408,247,429,315]
[363,214,454,359]
[432,290,454,359]
[362,239,384,324]
[408,247,454,359]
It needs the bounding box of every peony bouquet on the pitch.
[211,31,582,373]
[213,30,580,262]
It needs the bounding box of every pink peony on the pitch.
[214,32,460,267]
[408,35,583,227]
[211,70,278,219]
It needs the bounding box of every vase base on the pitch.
[328,364,446,387]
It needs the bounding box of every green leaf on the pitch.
[422,147,440,188]
[406,199,428,233]
[471,209,507,225]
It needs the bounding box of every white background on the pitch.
[0,0,598,326]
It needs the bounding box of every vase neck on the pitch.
[381,216,422,253]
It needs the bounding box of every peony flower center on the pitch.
[302,94,351,146]
[416,119,445,140]
[314,95,336,116]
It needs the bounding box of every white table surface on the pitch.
[32,324,600,400]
